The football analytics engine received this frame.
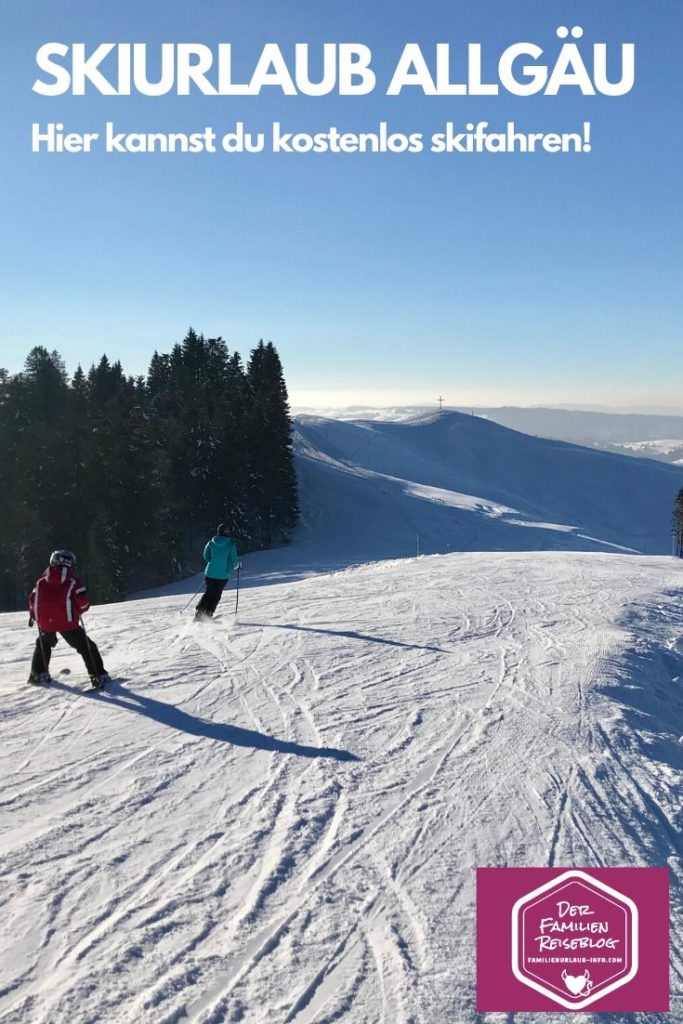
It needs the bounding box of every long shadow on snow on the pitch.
[239,621,451,654]
[48,679,360,762]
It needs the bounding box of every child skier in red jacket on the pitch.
[28,550,110,688]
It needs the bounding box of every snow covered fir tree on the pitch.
[0,331,298,610]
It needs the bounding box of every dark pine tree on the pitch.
[246,341,298,549]
[79,356,178,600]
[0,367,23,608]
[0,334,299,610]
[10,348,72,593]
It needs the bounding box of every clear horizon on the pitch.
[3,0,681,408]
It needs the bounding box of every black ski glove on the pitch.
[28,615,34,628]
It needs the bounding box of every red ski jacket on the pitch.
[29,566,91,633]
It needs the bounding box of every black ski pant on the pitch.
[196,577,227,617]
[32,627,105,678]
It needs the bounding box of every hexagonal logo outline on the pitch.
[511,869,639,1010]
[522,884,631,994]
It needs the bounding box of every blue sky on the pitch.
[2,0,681,408]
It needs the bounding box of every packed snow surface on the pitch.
[1,551,682,1023]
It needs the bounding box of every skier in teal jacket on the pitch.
[195,524,239,619]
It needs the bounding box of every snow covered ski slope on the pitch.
[1,551,682,1023]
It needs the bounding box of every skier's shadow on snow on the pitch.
[51,680,360,762]
[240,622,450,654]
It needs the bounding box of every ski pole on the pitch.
[181,582,204,615]
[234,564,241,618]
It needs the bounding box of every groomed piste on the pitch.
[1,413,681,1023]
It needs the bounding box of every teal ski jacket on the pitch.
[203,535,239,580]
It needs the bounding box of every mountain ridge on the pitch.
[292,411,683,559]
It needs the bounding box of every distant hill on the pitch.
[293,411,683,559]
[459,407,683,445]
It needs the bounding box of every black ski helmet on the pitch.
[217,523,228,536]
[50,549,76,568]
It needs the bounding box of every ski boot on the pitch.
[28,671,51,685]
[90,673,112,690]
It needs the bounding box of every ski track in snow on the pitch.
[1,551,682,1023]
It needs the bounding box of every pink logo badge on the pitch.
[511,870,637,1009]
[477,867,669,1012]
